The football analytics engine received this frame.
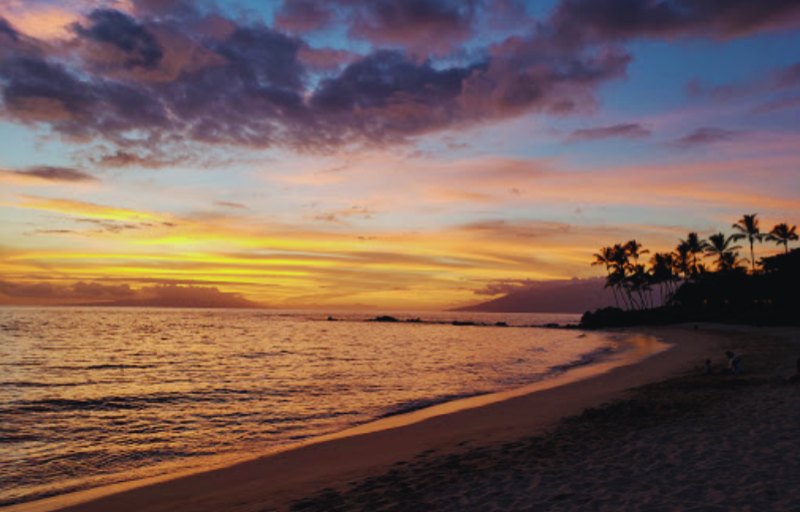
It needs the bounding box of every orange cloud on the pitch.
[15,196,167,223]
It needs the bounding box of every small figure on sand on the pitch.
[703,358,712,375]
[787,356,800,383]
[724,351,742,375]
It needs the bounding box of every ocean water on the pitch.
[0,307,617,506]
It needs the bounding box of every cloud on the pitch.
[0,0,793,164]
[674,127,743,147]
[772,61,800,90]
[310,205,376,223]
[569,123,651,142]
[0,166,97,185]
[297,45,356,71]
[16,196,166,223]
[472,276,606,295]
[0,16,19,41]
[73,9,164,69]
[752,95,800,115]
[551,0,800,43]
[0,279,134,299]
[273,0,334,33]
[345,0,480,57]
[88,150,179,168]
[0,4,630,161]
[15,166,96,182]
[686,60,800,103]
[214,200,248,209]
[0,279,263,308]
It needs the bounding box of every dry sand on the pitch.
[9,324,800,512]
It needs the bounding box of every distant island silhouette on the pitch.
[457,277,616,314]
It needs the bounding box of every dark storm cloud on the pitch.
[73,9,164,69]
[12,166,97,182]
[675,127,743,147]
[551,0,800,43]
[569,123,651,142]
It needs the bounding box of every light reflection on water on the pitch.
[1,307,607,506]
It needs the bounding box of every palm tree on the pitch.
[592,246,620,307]
[717,251,747,272]
[731,213,763,272]
[704,232,742,271]
[624,241,649,309]
[766,223,798,254]
[678,232,709,277]
[673,244,692,280]
[625,240,649,265]
[649,252,678,305]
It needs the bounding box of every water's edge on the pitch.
[4,331,670,512]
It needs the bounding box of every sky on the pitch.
[1,0,799,310]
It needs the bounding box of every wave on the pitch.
[376,392,486,419]
[548,345,616,373]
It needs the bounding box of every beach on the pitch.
[8,324,800,512]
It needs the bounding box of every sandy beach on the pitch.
[8,324,800,512]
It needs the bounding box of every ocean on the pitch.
[1,307,620,506]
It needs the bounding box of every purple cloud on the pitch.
[551,0,800,43]
[345,0,479,56]
[274,0,335,33]
[0,0,792,165]
[0,16,19,42]
[675,127,743,147]
[12,166,97,182]
[569,123,651,142]
[73,9,164,69]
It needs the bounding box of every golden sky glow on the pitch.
[1,0,799,309]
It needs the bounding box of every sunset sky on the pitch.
[1,0,799,309]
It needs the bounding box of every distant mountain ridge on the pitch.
[457,278,616,314]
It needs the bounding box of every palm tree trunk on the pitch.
[750,241,755,272]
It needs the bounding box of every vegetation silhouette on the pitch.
[766,223,799,254]
[583,214,800,328]
[731,213,763,273]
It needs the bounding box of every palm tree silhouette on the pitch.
[731,213,763,272]
[592,246,620,307]
[766,223,798,254]
[718,251,747,272]
[673,244,692,280]
[704,232,742,271]
[649,252,678,304]
[678,232,709,277]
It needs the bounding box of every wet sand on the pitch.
[9,324,800,512]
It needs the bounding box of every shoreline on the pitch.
[4,325,718,512]
[3,328,646,510]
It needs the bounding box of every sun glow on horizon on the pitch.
[1,0,799,309]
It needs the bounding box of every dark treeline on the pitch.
[582,214,800,328]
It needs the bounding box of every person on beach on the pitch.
[703,358,712,375]
[724,351,742,375]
